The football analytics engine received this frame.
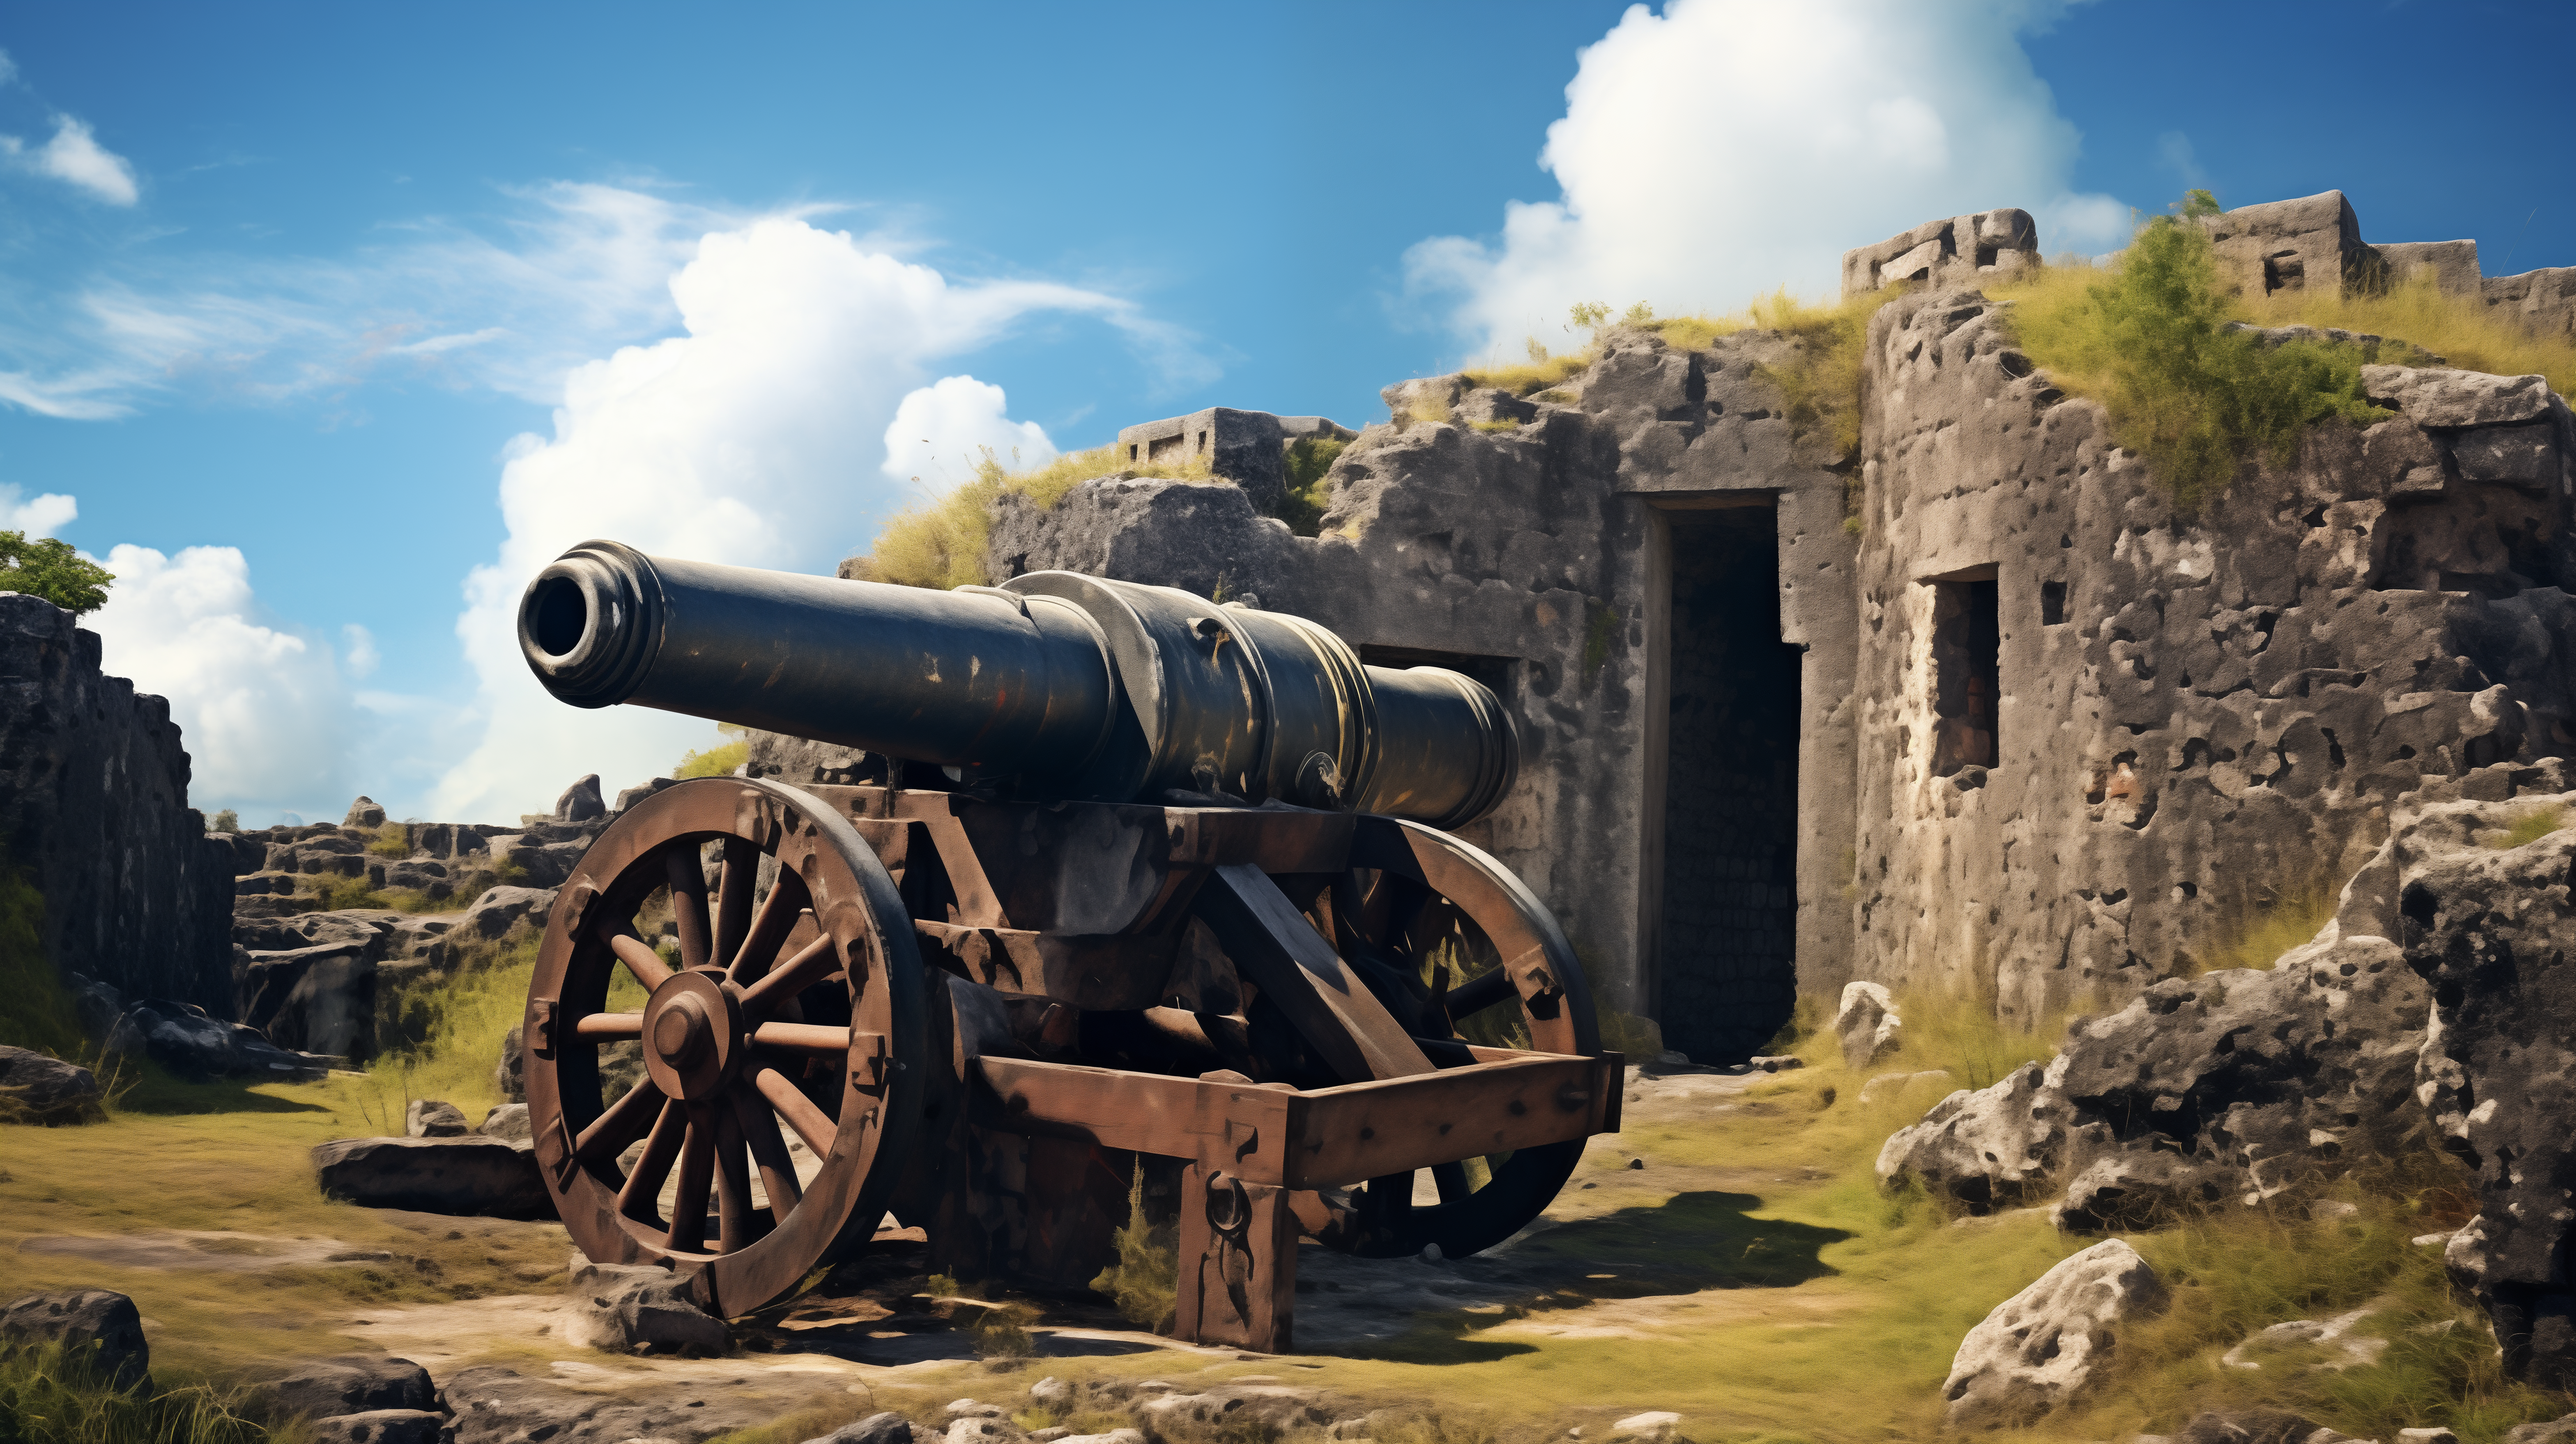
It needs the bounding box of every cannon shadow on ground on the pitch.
[1293,1188,1851,1362]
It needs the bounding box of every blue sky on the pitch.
[1,1,2568,825]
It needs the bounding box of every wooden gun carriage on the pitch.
[514,542,1623,1350]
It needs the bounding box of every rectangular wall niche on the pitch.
[1928,573,2000,776]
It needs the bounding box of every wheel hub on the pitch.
[641,970,744,1101]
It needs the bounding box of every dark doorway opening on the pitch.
[1658,508,1802,1064]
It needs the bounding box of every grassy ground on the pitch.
[7,970,2567,1444]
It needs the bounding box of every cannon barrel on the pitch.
[519,540,1516,828]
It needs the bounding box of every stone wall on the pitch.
[0,592,233,1013]
[1843,285,2576,1018]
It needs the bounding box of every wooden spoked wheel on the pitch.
[524,778,925,1317]
[1323,817,1602,1260]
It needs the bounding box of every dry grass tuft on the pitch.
[859,445,1216,590]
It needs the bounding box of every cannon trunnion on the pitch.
[515,545,1622,1351]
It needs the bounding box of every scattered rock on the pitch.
[2506,1417,2576,1444]
[105,999,331,1079]
[477,1103,531,1141]
[562,1263,724,1355]
[1137,1385,1330,1438]
[405,1100,468,1138]
[2051,1152,2226,1233]
[1748,1055,1803,1072]
[2219,1308,2386,1373]
[266,1355,440,1419]
[495,1026,525,1103]
[0,1288,151,1390]
[2398,1429,2461,1444]
[1611,1412,1682,1440]
[1876,1061,2066,1210]
[554,774,606,823]
[345,797,388,829]
[1028,1378,1071,1407]
[0,1045,101,1122]
[310,1137,552,1218]
[1835,982,1901,1069]
[804,1414,917,1444]
[2173,1410,2326,1444]
[457,886,557,942]
[1941,1238,2166,1426]
[442,1365,782,1444]
[306,1409,448,1444]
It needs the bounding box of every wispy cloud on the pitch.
[0,484,77,537]
[0,180,1211,422]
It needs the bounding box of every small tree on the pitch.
[0,531,113,615]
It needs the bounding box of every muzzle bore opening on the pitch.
[526,572,594,662]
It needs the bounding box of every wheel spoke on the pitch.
[666,1105,717,1252]
[714,837,757,974]
[575,1076,665,1162]
[751,1021,852,1055]
[602,926,674,994]
[713,1105,755,1253]
[739,935,838,1017]
[1431,1160,1471,1205]
[731,1082,803,1223]
[667,847,713,972]
[728,867,811,984]
[617,1100,686,1227]
[1445,967,1515,1019]
[573,1011,644,1041]
[750,1064,837,1157]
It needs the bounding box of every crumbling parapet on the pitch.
[1113,407,1354,516]
[1840,207,2039,295]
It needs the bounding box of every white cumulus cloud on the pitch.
[1,484,77,538]
[1404,0,2133,360]
[881,375,1058,489]
[430,219,1114,822]
[81,543,363,820]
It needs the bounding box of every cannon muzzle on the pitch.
[519,540,1515,828]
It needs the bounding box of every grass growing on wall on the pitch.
[1990,211,2405,512]
[2246,269,2576,400]
[859,444,1216,590]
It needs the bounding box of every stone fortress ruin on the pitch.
[804,190,2576,1066]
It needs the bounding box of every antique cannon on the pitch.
[514,540,1622,1350]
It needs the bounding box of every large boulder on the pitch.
[344,797,389,828]
[0,1045,102,1123]
[0,1288,151,1390]
[265,1355,440,1419]
[553,775,605,823]
[1941,1239,2166,1426]
[236,941,376,1059]
[310,1137,552,1218]
[1880,806,2440,1220]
